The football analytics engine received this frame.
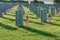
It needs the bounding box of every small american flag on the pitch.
[47,14,51,22]
[25,16,29,25]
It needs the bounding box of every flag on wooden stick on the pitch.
[23,12,26,18]
[56,10,59,16]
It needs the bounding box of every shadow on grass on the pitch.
[6,14,15,17]
[0,23,17,30]
[29,20,44,25]
[52,19,60,21]
[55,16,59,17]
[2,17,15,21]
[28,16,38,19]
[24,19,44,25]
[7,11,13,13]
[45,22,60,26]
[29,14,34,15]
[56,20,60,21]
[18,26,58,38]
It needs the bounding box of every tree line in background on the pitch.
[0,0,60,3]
[34,0,60,3]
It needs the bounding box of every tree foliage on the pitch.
[54,0,60,3]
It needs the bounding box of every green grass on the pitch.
[0,5,60,40]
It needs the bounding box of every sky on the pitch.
[27,0,54,4]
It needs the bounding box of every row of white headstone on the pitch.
[16,2,60,26]
[0,2,18,17]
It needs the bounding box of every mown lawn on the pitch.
[0,5,60,40]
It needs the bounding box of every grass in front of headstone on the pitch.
[0,5,60,40]
[23,6,60,40]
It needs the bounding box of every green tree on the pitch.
[33,0,44,4]
[54,0,60,3]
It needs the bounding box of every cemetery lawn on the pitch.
[0,5,60,40]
